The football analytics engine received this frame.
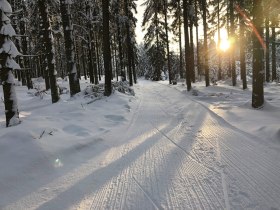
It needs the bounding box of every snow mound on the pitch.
[82,81,135,99]
[112,81,135,96]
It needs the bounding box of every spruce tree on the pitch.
[0,0,20,127]
[38,0,60,103]
[252,0,264,108]
[60,0,81,96]
[102,0,112,96]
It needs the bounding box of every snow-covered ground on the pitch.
[0,78,280,210]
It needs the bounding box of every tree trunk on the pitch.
[95,35,102,81]
[117,0,124,81]
[103,0,112,96]
[164,0,172,84]
[38,0,59,103]
[190,23,195,83]
[265,17,270,82]
[87,35,94,84]
[124,0,133,86]
[239,1,247,89]
[20,2,32,89]
[202,0,210,87]
[132,46,137,84]
[92,36,99,85]
[0,5,20,127]
[195,0,200,78]
[183,0,192,90]
[271,23,276,81]
[60,0,81,95]
[178,2,183,79]
[229,0,236,86]
[152,2,161,81]
[252,0,264,108]
[189,1,195,83]
[217,0,222,80]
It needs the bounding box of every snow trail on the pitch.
[1,80,280,210]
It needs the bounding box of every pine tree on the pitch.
[0,0,20,127]
[38,0,60,103]
[142,0,166,81]
[201,0,210,87]
[103,0,112,96]
[252,0,264,108]
[170,0,183,79]
[124,0,133,86]
[271,12,277,81]
[265,15,270,82]
[60,0,81,96]
[229,0,236,86]
[238,1,247,89]
[163,0,172,84]
[182,0,192,90]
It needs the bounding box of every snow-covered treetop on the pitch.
[0,0,21,70]
[0,0,12,15]
[0,38,21,57]
[0,23,16,36]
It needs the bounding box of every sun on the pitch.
[215,28,230,52]
[219,39,230,52]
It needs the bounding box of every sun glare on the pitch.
[219,39,230,52]
[215,28,230,52]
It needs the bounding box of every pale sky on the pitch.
[134,0,183,53]
[135,0,145,44]
[134,1,206,53]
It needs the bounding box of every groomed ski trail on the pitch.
[4,80,280,210]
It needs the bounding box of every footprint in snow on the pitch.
[63,124,90,137]
[104,115,125,122]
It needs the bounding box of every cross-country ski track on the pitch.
[1,80,280,210]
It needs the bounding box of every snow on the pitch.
[0,0,12,14]
[0,24,16,37]
[0,78,280,209]
[0,38,21,58]
[5,56,20,70]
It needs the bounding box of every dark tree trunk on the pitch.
[190,23,195,83]
[103,0,112,96]
[217,0,222,80]
[132,46,137,84]
[82,47,87,80]
[95,36,102,81]
[202,0,210,87]
[195,0,200,78]
[226,2,231,78]
[164,0,172,84]
[252,0,264,108]
[0,67,20,127]
[60,0,81,95]
[265,17,270,82]
[229,0,236,86]
[155,4,161,81]
[20,2,32,89]
[87,36,94,84]
[178,4,183,79]
[117,0,124,81]
[74,39,81,79]
[92,37,99,85]
[239,1,247,89]
[183,0,192,91]
[0,6,20,127]
[113,35,119,81]
[271,24,276,81]
[38,0,60,103]
[124,0,133,86]
[38,54,43,78]
[189,1,195,83]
